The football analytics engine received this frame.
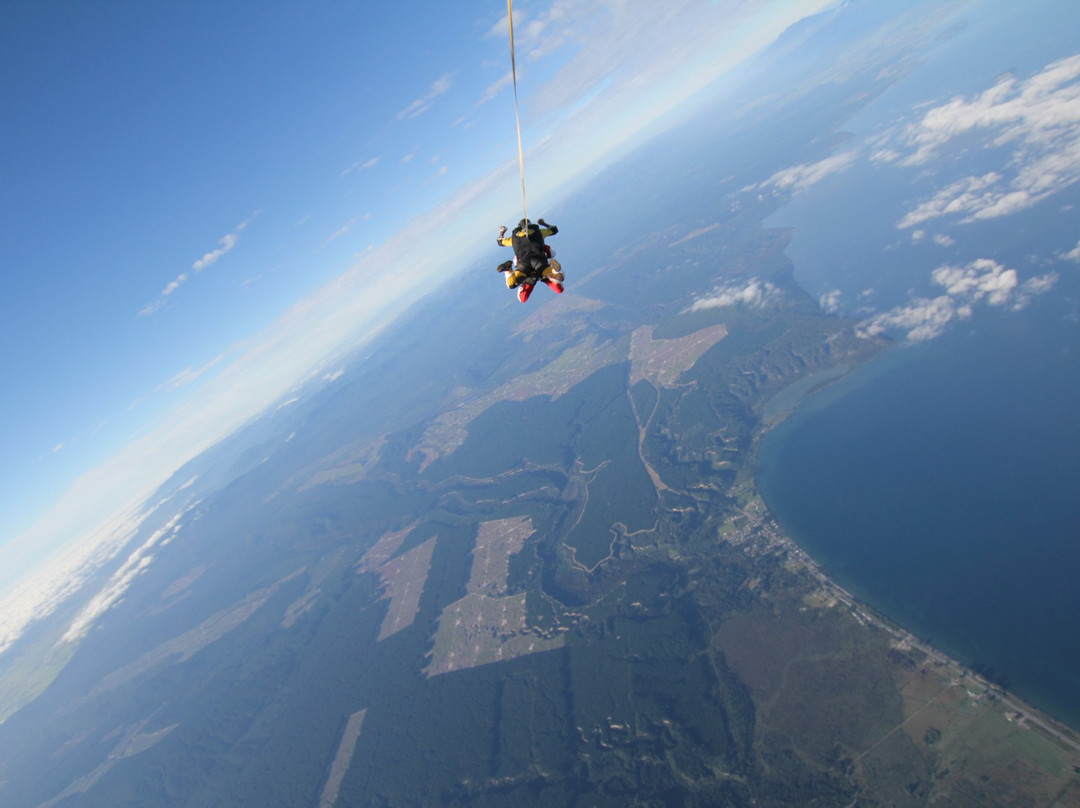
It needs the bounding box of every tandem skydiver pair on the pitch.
[495,218,563,303]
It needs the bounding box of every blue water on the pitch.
[756,291,1080,727]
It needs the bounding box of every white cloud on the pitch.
[819,289,842,313]
[61,506,192,643]
[932,234,955,247]
[454,71,515,126]
[0,512,140,654]
[690,278,781,311]
[856,294,962,342]
[1063,239,1080,261]
[930,258,1017,305]
[158,351,231,395]
[1014,272,1060,310]
[898,172,1003,229]
[163,274,187,296]
[857,258,1056,341]
[321,217,359,249]
[192,233,238,273]
[342,156,379,176]
[138,299,165,317]
[889,54,1080,226]
[125,350,233,414]
[486,7,520,41]
[35,442,65,463]
[139,212,259,316]
[193,213,258,272]
[759,151,858,194]
[488,3,569,59]
[396,73,453,121]
[478,71,514,106]
[37,420,107,463]
[870,147,902,163]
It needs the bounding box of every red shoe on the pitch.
[518,283,534,303]
[543,279,564,294]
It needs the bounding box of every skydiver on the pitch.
[496,218,563,303]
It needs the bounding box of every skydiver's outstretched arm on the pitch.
[537,218,558,237]
[497,225,512,247]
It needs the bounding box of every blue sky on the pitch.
[0,1,841,597]
[1,3,524,540]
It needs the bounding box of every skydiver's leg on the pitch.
[518,283,535,303]
[542,260,563,284]
[498,260,515,287]
[538,259,564,293]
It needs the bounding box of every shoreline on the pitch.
[743,338,1080,751]
[725,479,1080,756]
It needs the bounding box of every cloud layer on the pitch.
[61,505,192,643]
